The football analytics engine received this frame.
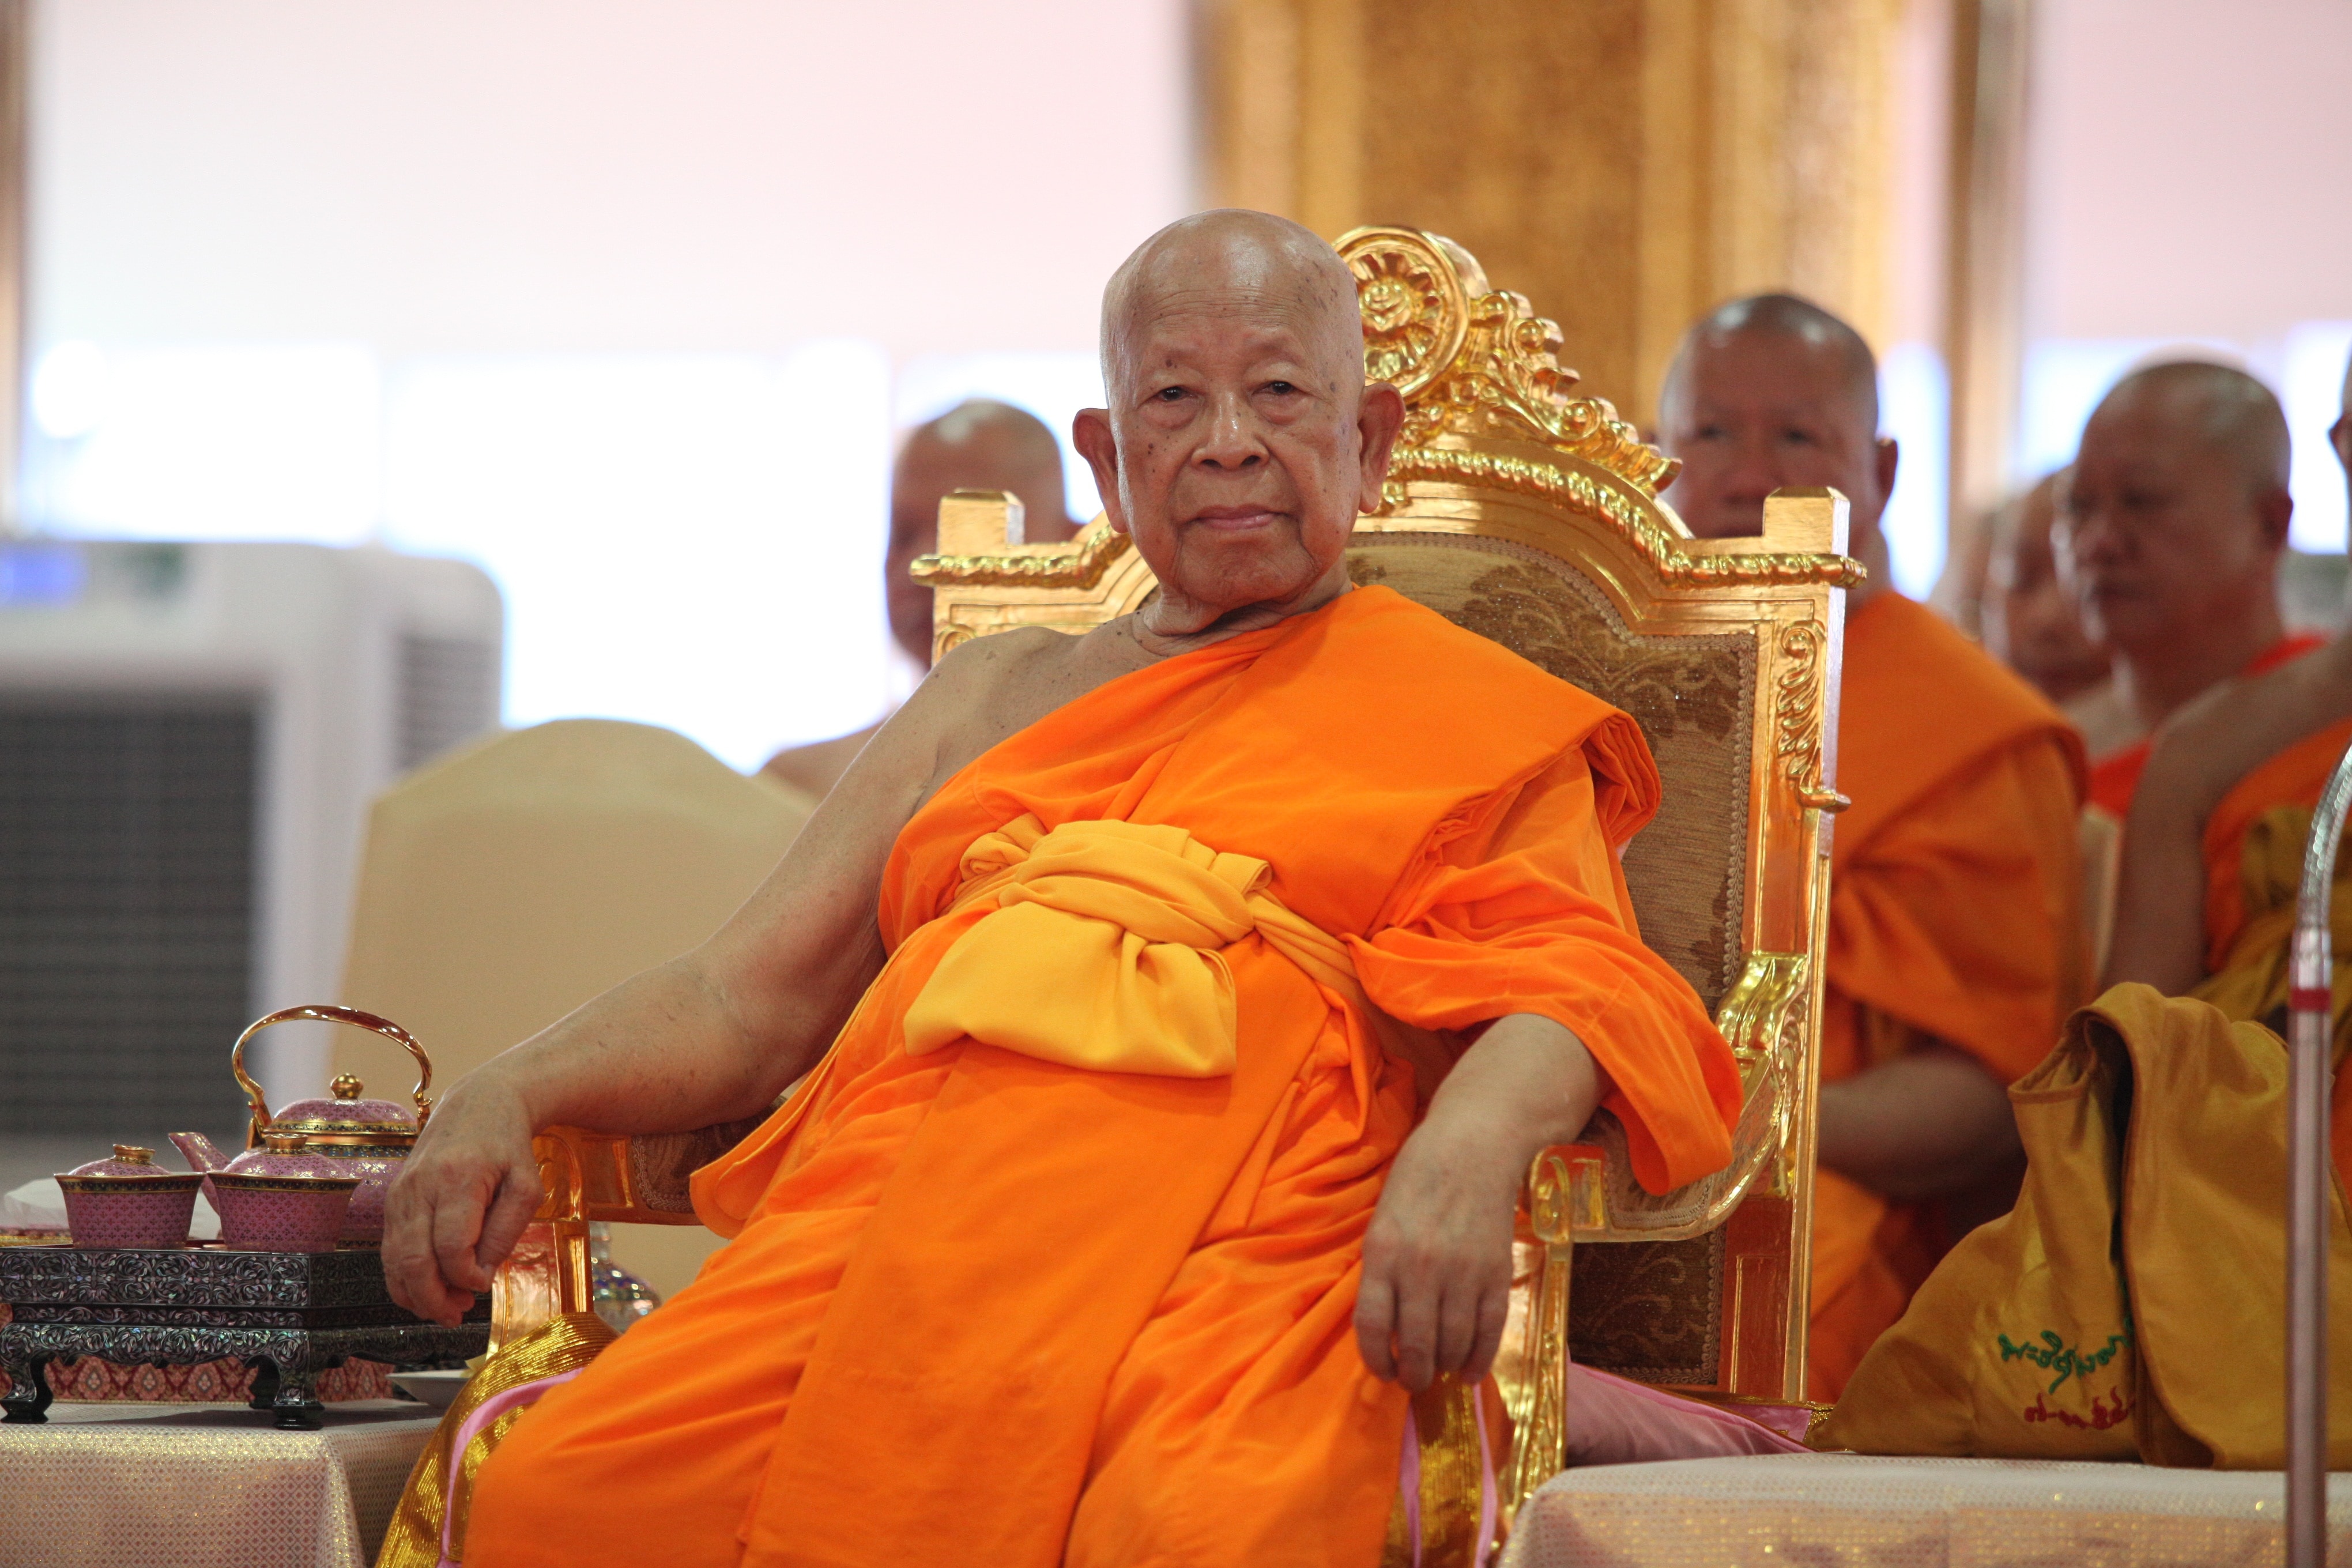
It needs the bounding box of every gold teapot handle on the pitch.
[232,1004,434,1148]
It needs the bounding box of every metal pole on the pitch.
[2286,738,2352,1567]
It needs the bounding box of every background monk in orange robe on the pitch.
[1981,470,2135,757]
[2112,349,2352,1001]
[762,398,1081,798]
[382,210,1740,1566]
[2059,362,2308,816]
[1656,295,2086,1401]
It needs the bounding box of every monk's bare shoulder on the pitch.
[892,620,1151,797]
[2142,633,2352,823]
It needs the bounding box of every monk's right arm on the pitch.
[382,671,970,1324]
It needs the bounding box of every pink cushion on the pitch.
[1565,1364,1811,1465]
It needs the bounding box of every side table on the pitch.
[1,1246,487,1428]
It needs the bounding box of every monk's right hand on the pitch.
[382,1073,545,1328]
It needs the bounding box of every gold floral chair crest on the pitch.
[915,227,1857,1553]
[484,227,1855,1564]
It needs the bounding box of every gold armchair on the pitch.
[917,227,1854,1541]
[491,228,1853,1554]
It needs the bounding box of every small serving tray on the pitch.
[0,1245,488,1428]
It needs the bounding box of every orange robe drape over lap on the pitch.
[1807,594,2086,1402]
[462,586,1739,1568]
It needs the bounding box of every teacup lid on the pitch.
[269,1072,419,1142]
[69,1145,163,1177]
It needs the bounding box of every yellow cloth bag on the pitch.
[1823,983,2352,1465]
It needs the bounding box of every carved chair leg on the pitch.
[1,1352,51,1423]
[246,1355,280,1412]
[1505,1146,1603,1521]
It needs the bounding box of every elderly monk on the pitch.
[2060,362,2309,817]
[1982,471,2135,757]
[1656,294,2085,1402]
[2110,352,2352,1030]
[384,210,1740,1566]
[761,399,1081,798]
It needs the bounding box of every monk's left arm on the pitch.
[2109,641,2352,992]
[1356,1013,1610,1392]
[1351,745,1742,1391]
[1815,1046,2019,1201]
[1818,735,2077,1201]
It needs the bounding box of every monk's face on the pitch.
[884,431,1068,667]
[2059,392,2288,655]
[1657,329,1896,548]
[1984,477,2109,701]
[1077,236,1401,631]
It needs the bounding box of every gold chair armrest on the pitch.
[1501,1143,1605,1519]
[487,1118,760,1352]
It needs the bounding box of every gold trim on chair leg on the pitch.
[1505,1144,1606,1521]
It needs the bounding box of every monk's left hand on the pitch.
[1356,1013,1610,1392]
[1355,1114,1523,1392]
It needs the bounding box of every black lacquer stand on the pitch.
[0,1246,488,1429]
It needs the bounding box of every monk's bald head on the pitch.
[1654,292,1896,561]
[1099,210,1363,402]
[897,399,1069,518]
[884,398,1076,665]
[1662,293,1879,434]
[1074,210,1401,635]
[2085,362,2290,496]
[2061,360,2293,660]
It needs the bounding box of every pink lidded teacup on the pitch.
[209,1170,361,1253]
[57,1145,203,1249]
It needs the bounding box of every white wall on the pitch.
[25,0,1193,764]
[2019,0,2352,546]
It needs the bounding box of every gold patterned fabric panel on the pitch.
[1345,536,1754,1011]
[625,1119,763,1215]
[1565,1231,1726,1385]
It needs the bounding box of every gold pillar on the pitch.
[1943,0,2031,540]
[1201,0,1906,427]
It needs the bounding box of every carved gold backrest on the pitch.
[916,227,1855,1409]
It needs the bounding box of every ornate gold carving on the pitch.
[1773,620,1850,812]
[1350,228,1476,398]
[1384,445,1863,589]
[1715,952,1810,1091]
[1339,226,1676,497]
[909,521,1132,590]
[1716,952,1811,1202]
[1504,1145,1604,1520]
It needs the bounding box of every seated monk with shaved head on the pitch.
[2109,349,2352,1035]
[763,398,1080,800]
[2061,361,2309,817]
[383,210,1740,1565]
[1656,294,2086,1401]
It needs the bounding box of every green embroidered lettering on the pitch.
[1993,1324,2133,1393]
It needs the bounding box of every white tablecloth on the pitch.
[1503,1452,2352,1567]
[0,1400,436,1568]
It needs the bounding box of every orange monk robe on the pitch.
[2085,632,2326,815]
[2197,712,2352,1184]
[1808,593,2087,1403]
[463,586,1741,1568]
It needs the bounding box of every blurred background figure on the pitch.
[760,399,1079,799]
[1657,292,2083,1403]
[2060,362,2308,816]
[1979,470,2133,755]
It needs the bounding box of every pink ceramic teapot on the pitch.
[171,1004,434,1246]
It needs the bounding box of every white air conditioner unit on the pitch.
[0,539,503,1145]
